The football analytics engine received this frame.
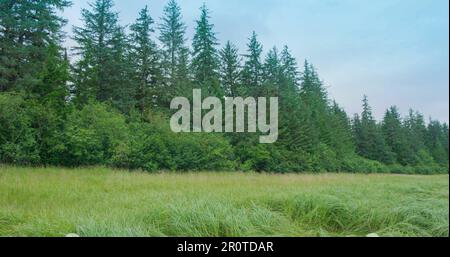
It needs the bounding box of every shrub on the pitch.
[235,144,271,172]
[341,155,389,173]
[63,102,128,166]
[316,143,340,172]
[1,92,446,174]
[415,149,436,166]
[112,113,236,171]
[0,93,40,164]
[265,147,315,173]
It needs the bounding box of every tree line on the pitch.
[0,0,448,173]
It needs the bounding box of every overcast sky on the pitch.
[62,0,449,123]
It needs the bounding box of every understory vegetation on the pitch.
[0,166,448,237]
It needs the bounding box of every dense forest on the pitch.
[0,0,448,173]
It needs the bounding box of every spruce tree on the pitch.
[219,41,241,96]
[442,123,449,160]
[72,0,134,112]
[242,31,263,95]
[426,120,449,165]
[72,0,119,102]
[37,44,71,109]
[0,0,71,94]
[280,45,300,89]
[263,47,281,84]
[403,109,432,165]
[404,110,427,150]
[354,95,395,163]
[329,101,355,157]
[130,6,161,112]
[300,60,327,101]
[191,3,220,95]
[381,106,413,165]
[158,0,189,88]
[108,27,135,113]
[299,61,332,148]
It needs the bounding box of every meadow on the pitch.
[0,166,448,237]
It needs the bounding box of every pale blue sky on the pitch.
[63,0,449,123]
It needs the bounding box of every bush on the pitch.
[63,102,129,166]
[235,144,271,172]
[1,93,446,174]
[112,113,236,171]
[27,100,67,165]
[316,143,340,172]
[341,155,388,173]
[265,147,315,173]
[415,149,436,166]
[413,164,448,175]
[0,93,39,164]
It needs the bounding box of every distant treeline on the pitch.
[0,0,448,173]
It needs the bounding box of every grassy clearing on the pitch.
[0,166,448,237]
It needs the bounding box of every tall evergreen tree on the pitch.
[158,0,189,89]
[242,31,263,95]
[358,96,372,154]
[353,95,395,163]
[426,120,449,166]
[404,110,427,149]
[191,3,220,95]
[72,0,134,112]
[403,109,432,165]
[299,61,332,147]
[275,61,326,157]
[328,101,355,156]
[271,48,315,160]
[280,45,300,89]
[260,46,282,97]
[299,61,327,101]
[130,6,161,113]
[263,47,281,83]
[109,27,135,112]
[219,41,241,96]
[442,123,449,159]
[37,44,71,109]
[381,106,413,165]
[0,0,71,94]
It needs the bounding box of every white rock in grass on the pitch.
[366,233,380,237]
[65,233,80,237]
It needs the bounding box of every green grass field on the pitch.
[0,166,448,237]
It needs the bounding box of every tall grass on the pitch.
[0,166,448,237]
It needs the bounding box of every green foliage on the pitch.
[353,96,396,164]
[341,155,388,173]
[219,41,242,96]
[316,143,340,172]
[72,0,135,112]
[242,31,263,94]
[0,94,40,164]
[191,4,221,95]
[1,0,448,174]
[63,102,128,166]
[129,6,161,112]
[280,46,300,88]
[426,120,449,166]
[382,106,414,165]
[0,0,71,93]
[0,93,66,165]
[36,44,71,108]
[112,113,236,171]
[159,0,190,91]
